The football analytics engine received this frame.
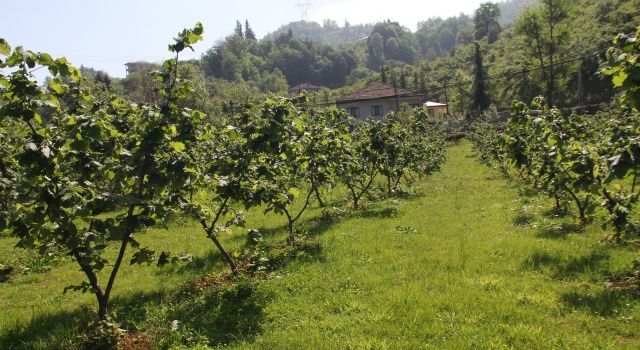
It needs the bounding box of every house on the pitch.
[289,83,321,95]
[124,61,154,76]
[336,83,423,119]
[424,101,448,118]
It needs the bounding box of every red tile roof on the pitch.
[337,83,423,103]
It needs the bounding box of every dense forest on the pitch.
[96,0,640,116]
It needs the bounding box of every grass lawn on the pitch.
[1,140,639,349]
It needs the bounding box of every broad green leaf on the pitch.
[0,38,10,55]
[48,79,66,94]
[612,70,628,87]
[169,141,186,153]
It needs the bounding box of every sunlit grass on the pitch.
[1,140,639,349]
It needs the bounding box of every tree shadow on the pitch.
[0,307,91,350]
[512,211,535,226]
[518,187,539,198]
[357,205,399,219]
[542,206,571,218]
[522,249,611,279]
[537,222,584,240]
[157,279,265,348]
[242,236,325,276]
[0,281,266,350]
[560,288,638,317]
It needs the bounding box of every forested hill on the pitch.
[263,20,373,48]
[112,0,640,117]
[498,0,536,25]
[263,0,533,48]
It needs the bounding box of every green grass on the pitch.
[1,140,639,349]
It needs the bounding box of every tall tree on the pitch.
[234,20,244,38]
[474,2,502,43]
[540,0,569,106]
[471,42,491,114]
[516,0,569,106]
[381,65,388,83]
[245,20,257,41]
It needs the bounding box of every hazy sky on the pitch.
[1,0,487,77]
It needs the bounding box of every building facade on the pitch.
[336,83,424,119]
[125,61,154,76]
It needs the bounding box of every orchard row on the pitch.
[0,24,446,322]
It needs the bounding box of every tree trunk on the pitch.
[208,233,238,275]
[314,187,325,207]
[563,184,586,223]
[73,250,109,320]
[98,296,108,321]
[348,185,359,210]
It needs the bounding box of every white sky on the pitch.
[0,0,488,78]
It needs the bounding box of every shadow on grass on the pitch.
[513,211,535,226]
[542,206,571,218]
[0,307,91,350]
[358,206,399,219]
[0,281,266,350]
[561,288,639,317]
[537,222,584,240]
[155,279,266,348]
[522,249,611,279]
[518,187,539,198]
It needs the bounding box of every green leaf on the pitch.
[612,70,628,87]
[169,141,186,153]
[48,79,66,94]
[0,38,10,56]
[130,248,155,265]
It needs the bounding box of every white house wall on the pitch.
[337,96,423,119]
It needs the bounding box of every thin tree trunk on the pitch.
[348,184,359,209]
[101,184,145,319]
[562,184,586,223]
[314,186,325,207]
[73,250,108,320]
[197,197,238,275]
[283,187,315,244]
[208,233,238,275]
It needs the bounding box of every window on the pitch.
[348,107,359,118]
[371,105,383,116]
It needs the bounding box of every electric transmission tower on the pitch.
[295,2,312,21]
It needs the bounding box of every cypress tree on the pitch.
[244,20,256,41]
[471,42,490,114]
[234,20,244,38]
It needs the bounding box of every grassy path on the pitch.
[1,141,639,349]
[233,141,639,349]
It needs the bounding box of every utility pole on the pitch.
[443,84,450,115]
[576,38,584,106]
[577,64,584,105]
[394,84,400,111]
[295,2,312,21]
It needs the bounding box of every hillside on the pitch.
[498,0,537,25]
[263,20,373,48]
[263,0,534,48]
